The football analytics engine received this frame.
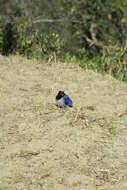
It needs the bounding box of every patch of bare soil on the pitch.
[0,55,127,190]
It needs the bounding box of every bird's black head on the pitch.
[56,91,65,100]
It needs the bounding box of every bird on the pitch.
[56,91,72,108]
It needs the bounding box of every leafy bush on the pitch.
[100,42,127,81]
[65,42,127,82]
[0,1,127,82]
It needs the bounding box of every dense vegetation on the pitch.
[0,0,127,81]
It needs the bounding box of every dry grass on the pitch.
[0,55,127,190]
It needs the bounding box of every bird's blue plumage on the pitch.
[64,95,72,107]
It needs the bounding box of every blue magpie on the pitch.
[56,91,73,108]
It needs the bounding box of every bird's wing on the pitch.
[64,95,72,107]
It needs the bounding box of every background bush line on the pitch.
[0,0,127,81]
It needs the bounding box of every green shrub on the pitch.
[66,43,127,82]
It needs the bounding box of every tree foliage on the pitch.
[0,0,127,80]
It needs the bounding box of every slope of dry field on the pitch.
[0,55,127,190]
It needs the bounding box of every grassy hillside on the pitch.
[0,55,127,190]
